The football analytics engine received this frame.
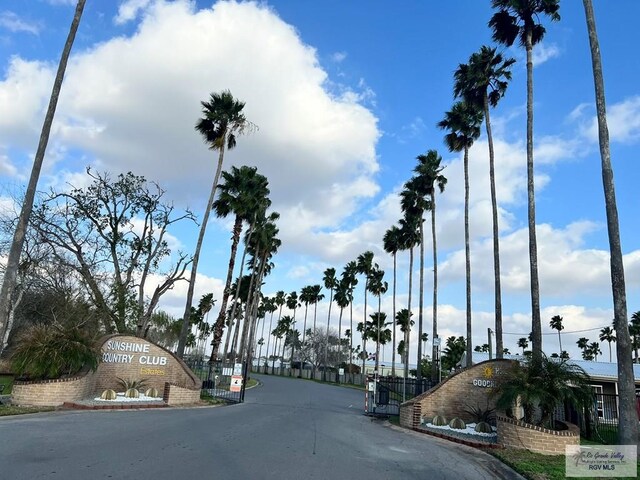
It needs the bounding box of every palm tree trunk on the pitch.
[323,288,333,376]
[338,307,344,366]
[0,0,86,355]
[264,310,274,368]
[222,316,233,361]
[525,30,542,363]
[375,295,382,373]
[484,93,503,359]
[391,252,397,377]
[362,281,368,374]
[349,300,353,375]
[417,221,424,383]
[178,142,227,357]
[464,146,473,368]
[404,247,414,379]
[583,0,638,445]
[211,215,243,358]
[238,253,259,361]
[430,192,439,381]
[558,330,563,355]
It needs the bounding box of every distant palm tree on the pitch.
[334,278,350,367]
[395,308,415,370]
[549,315,564,355]
[588,342,602,362]
[0,0,86,354]
[368,312,392,373]
[179,90,252,357]
[583,0,638,444]
[356,251,376,372]
[421,333,429,359]
[299,285,313,343]
[323,268,338,374]
[517,337,528,355]
[397,217,420,379]
[286,291,300,372]
[383,225,402,377]
[599,326,616,362]
[308,285,324,333]
[489,0,560,362]
[577,337,590,359]
[368,268,388,373]
[454,46,515,359]
[631,311,640,362]
[341,261,358,371]
[438,101,482,368]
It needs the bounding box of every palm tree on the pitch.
[341,261,358,373]
[334,278,350,368]
[517,337,528,355]
[549,315,564,355]
[397,217,420,379]
[588,342,602,362]
[421,333,429,358]
[286,291,300,372]
[0,0,86,355]
[599,326,616,362]
[454,46,515,359]
[395,308,414,371]
[582,0,638,445]
[412,150,447,379]
[308,285,324,333]
[489,0,560,363]
[368,312,392,373]
[209,166,270,359]
[438,101,482,369]
[323,268,338,375]
[630,311,640,362]
[178,90,252,357]
[383,225,402,377]
[261,297,277,369]
[577,337,590,359]
[368,268,388,373]
[299,286,313,343]
[356,251,376,372]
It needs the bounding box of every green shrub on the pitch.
[10,322,100,380]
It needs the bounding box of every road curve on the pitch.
[0,373,523,479]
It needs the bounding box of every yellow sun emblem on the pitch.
[483,366,494,379]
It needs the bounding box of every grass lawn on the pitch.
[486,444,640,480]
[0,375,13,395]
[0,404,55,416]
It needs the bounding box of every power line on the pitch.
[503,325,608,336]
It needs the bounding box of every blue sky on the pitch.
[0,0,638,362]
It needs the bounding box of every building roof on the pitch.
[460,352,640,383]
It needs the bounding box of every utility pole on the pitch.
[488,328,493,360]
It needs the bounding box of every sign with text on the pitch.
[566,445,637,477]
[230,375,243,392]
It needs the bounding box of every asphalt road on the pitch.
[0,374,523,479]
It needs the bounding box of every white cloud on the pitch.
[331,51,347,63]
[582,96,640,144]
[0,12,40,35]
[532,42,561,66]
[45,0,78,5]
[0,0,380,258]
[114,0,153,25]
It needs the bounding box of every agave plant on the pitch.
[116,377,148,392]
[464,402,496,425]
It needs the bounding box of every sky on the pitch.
[0,0,638,364]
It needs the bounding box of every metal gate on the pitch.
[185,359,247,404]
[364,375,400,417]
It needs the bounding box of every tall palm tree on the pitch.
[286,291,300,372]
[489,0,560,363]
[454,46,515,359]
[356,251,376,372]
[400,180,429,383]
[262,297,277,369]
[0,0,86,355]
[334,278,350,367]
[397,216,420,379]
[323,268,338,375]
[582,0,638,445]
[630,311,640,363]
[395,308,414,379]
[341,261,358,373]
[588,342,602,362]
[178,90,252,357]
[412,150,447,380]
[438,101,482,369]
[368,268,388,373]
[308,285,324,333]
[599,326,616,363]
[577,337,590,358]
[299,285,313,343]
[209,166,270,359]
[549,315,564,355]
[383,225,402,377]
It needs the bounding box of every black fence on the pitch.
[556,393,640,445]
[184,359,247,404]
[377,375,436,402]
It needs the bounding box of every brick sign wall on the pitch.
[400,359,515,428]
[95,335,199,393]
